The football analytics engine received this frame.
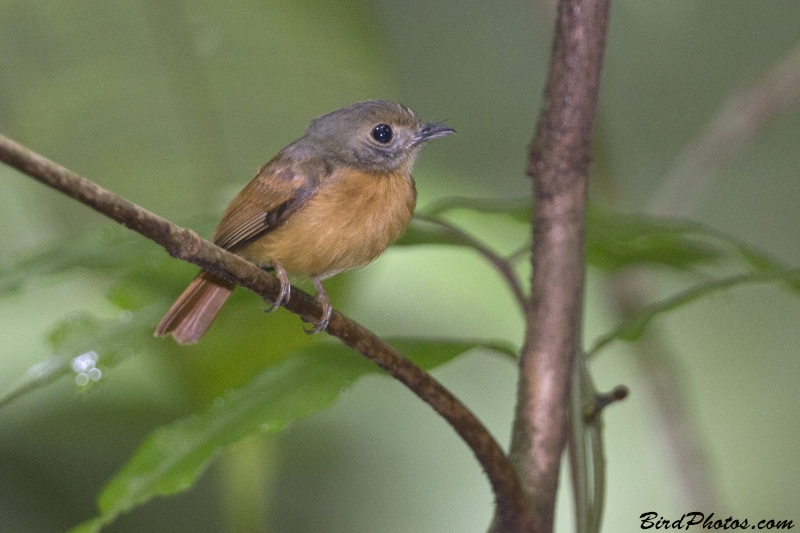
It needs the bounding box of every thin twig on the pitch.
[414,213,529,312]
[500,1,611,533]
[649,39,800,217]
[507,244,531,265]
[0,132,533,533]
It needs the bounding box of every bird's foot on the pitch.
[261,262,291,313]
[303,277,332,334]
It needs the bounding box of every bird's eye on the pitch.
[371,124,393,144]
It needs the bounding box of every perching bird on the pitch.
[155,100,454,344]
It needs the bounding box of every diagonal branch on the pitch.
[501,1,611,532]
[0,132,533,533]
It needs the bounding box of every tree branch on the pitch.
[0,132,533,533]
[503,1,610,532]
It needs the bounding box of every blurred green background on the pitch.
[1,1,799,532]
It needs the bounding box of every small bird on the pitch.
[155,100,454,344]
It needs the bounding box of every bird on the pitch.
[155,100,455,344]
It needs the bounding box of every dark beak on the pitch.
[414,122,456,144]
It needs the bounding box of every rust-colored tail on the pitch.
[155,271,234,344]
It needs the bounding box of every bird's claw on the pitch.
[303,277,332,334]
[261,262,291,313]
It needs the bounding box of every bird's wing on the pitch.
[212,155,328,251]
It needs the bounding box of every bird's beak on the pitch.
[414,122,456,145]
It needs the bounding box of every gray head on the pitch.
[302,100,455,174]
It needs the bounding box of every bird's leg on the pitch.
[261,261,291,313]
[303,276,332,334]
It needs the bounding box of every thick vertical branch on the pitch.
[505,1,610,532]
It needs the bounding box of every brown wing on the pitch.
[212,155,327,251]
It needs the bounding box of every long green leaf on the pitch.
[0,218,215,299]
[724,238,800,295]
[0,308,159,409]
[70,338,513,533]
[422,196,531,223]
[413,199,726,272]
[585,208,722,271]
[395,218,468,247]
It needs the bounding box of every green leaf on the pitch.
[69,517,105,533]
[585,208,722,271]
[422,196,532,224]
[0,308,159,409]
[0,226,147,298]
[588,269,800,356]
[395,218,467,247]
[410,200,725,273]
[729,241,800,295]
[0,218,216,299]
[390,337,518,366]
[71,338,508,532]
[0,355,70,410]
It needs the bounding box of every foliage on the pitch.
[1,198,797,530]
[2,2,799,531]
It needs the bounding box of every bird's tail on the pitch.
[154,271,234,344]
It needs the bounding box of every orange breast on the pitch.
[237,168,416,278]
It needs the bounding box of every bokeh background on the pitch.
[1,1,799,532]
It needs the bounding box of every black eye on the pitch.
[371,124,393,144]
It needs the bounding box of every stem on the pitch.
[503,1,611,532]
